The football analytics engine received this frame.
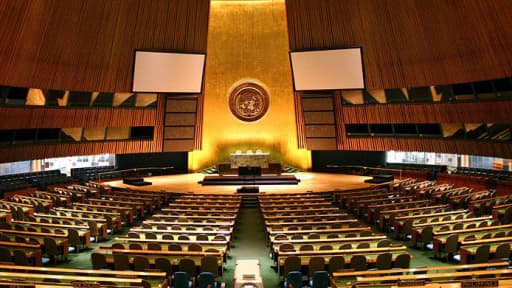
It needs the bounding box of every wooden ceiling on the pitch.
[0,0,210,92]
[286,0,512,89]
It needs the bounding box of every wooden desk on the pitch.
[263,213,347,221]
[265,219,355,226]
[152,213,237,220]
[459,239,512,264]
[161,208,239,214]
[12,220,91,248]
[0,240,42,266]
[279,251,408,276]
[0,263,167,287]
[96,247,224,271]
[271,235,386,246]
[332,261,510,277]
[72,203,134,223]
[355,268,512,282]
[116,234,231,242]
[129,228,233,236]
[0,229,69,260]
[143,220,235,227]
[268,227,370,236]
[434,228,511,253]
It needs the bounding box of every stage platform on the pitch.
[102,172,374,194]
[199,175,300,186]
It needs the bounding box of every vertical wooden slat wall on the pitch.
[0,0,210,92]
[286,0,512,89]
[287,0,512,158]
[0,0,210,162]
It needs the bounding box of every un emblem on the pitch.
[229,82,270,122]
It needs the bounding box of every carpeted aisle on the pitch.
[221,207,281,287]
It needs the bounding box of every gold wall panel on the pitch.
[189,0,310,170]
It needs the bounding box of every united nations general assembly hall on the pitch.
[0,0,511,287]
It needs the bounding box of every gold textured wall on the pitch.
[189,0,310,170]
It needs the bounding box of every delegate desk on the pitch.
[0,229,69,260]
[152,214,238,221]
[96,247,224,272]
[0,240,42,266]
[458,237,512,264]
[353,269,512,285]
[432,224,512,256]
[278,247,408,275]
[0,264,167,288]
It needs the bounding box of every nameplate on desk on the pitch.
[243,274,256,280]
[462,279,499,287]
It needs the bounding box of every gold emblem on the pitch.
[229,82,269,122]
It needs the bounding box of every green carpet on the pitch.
[220,207,280,287]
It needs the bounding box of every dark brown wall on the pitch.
[0,0,210,92]
[286,0,512,88]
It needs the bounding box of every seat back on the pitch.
[375,252,392,270]
[444,234,459,255]
[473,244,490,264]
[113,254,130,270]
[350,255,367,271]
[308,257,325,277]
[393,253,411,269]
[311,271,329,288]
[197,271,216,288]
[493,243,510,260]
[285,271,302,288]
[155,257,173,276]
[328,255,345,274]
[283,256,301,277]
[179,258,197,278]
[201,255,219,277]
[91,252,108,270]
[173,271,191,288]
[133,255,150,271]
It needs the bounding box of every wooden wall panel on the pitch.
[0,140,160,163]
[0,95,165,163]
[286,0,512,88]
[0,107,159,129]
[0,0,210,92]
[341,101,512,124]
[341,137,512,158]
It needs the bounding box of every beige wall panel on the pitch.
[302,97,333,111]
[306,138,337,150]
[305,125,336,138]
[304,112,335,124]
[166,100,197,112]
[164,127,195,139]
[165,113,196,126]
[164,140,195,152]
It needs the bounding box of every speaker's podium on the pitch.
[238,166,261,176]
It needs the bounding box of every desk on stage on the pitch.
[233,259,263,288]
[230,152,269,168]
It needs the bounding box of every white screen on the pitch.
[132,51,205,93]
[290,48,364,91]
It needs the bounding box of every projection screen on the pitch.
[290,48,364,91]
[132,51,206,93]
